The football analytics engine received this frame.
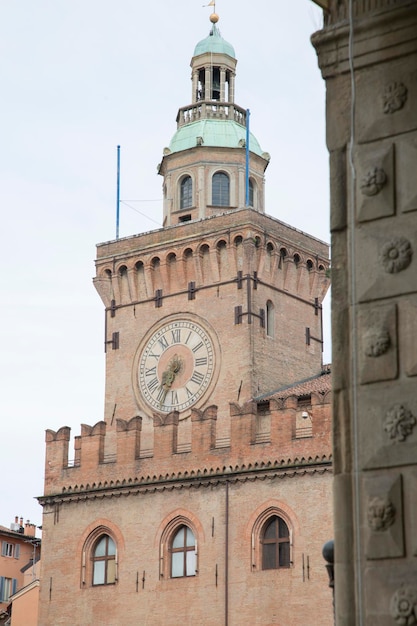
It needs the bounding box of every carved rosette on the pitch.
[367,496,395,531]
[364,327,390,357]
[390,586,417,625]
[361,167,387,196]
[380,237,413,274]
[384,404,416,443]
[383,82,408,114]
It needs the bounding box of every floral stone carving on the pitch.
[390,586,417,626]
[364,327,390,357]
[360,167,387,196]
[367,496,395,531]
[384,404,416,443]
[383,81,408,114]
[380,237,413,274]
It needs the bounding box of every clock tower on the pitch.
[40,13,333,626]
[93,12,330,452]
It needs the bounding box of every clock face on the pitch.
[138,319,215,413]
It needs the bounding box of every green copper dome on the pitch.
[193,24,235,58]
[168,119,264,157]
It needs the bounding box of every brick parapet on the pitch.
[42,393,332,497]
[93,210,330,309]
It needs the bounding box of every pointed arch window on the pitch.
[180,176,193,210]
[171,525,197,578]
[92,534,116,585]
[212,172,230,207]
[261,516,290,570]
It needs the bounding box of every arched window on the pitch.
[180,176,192,210]
[212,172,230,207]
[261,516,290,570]
[248,179,255,207]
[92,534,116,585]
[266,300,274,337]
[171,525,196,578]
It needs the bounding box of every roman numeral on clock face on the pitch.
[158,336,169,351]
[148,377,159,392]
[190,370,204,385]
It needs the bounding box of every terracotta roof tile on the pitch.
[255,368,331,401]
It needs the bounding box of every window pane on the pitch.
[212,173,229,207]
[185,528,195,547]
[172,527,185,549]
[171,552,184,578]
[279,518,289,538]
[107,537,116,556]
[279,541,290,567]
[181,177,192,209]
[186,550,196,576]
[107,558,116,583]
[264,518,277,541]
[94,537,107,557]
[262,543,276,570]
[93,561,105,585]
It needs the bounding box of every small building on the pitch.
[0,518,40,626]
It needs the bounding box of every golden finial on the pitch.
[210,12,219,23]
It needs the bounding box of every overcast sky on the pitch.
[0,1,329,531]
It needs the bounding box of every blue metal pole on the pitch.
[245,109,250,206]
[116,145,120,239]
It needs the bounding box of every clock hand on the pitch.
[159,355,183,406]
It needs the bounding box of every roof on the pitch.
[193,24,235,58]
[168,119,264,156]
[255,368,332,402]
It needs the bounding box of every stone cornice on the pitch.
[39,455,332,506]
[312,2,417,78]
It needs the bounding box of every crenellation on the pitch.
[43,391,331,498]
[116,416,142,464]
[153,410,179,458]
[79,421,106,469]
[191,405,217,453]
[44,427,71,488]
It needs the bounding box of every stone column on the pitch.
[312,2,417,624]
[220,66,226,102]
[192,69,198,103]
[229,72,235,103]
[205,66,211,101]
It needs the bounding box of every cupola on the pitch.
[158,13,270,227]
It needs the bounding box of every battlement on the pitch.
[43,388,332,497]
